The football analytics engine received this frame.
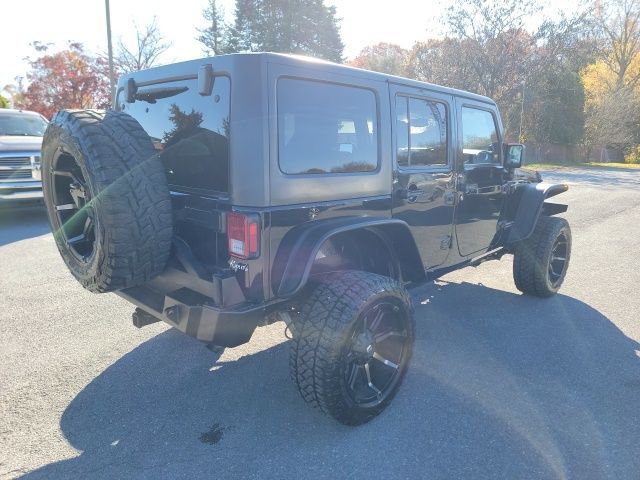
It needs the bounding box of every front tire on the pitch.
[513,216,572,297]
[290,271,415,426]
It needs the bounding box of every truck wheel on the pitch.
[290,271,415,425]
[513,216,571,298]
[42,110,172,293]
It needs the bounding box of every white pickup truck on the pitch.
[0,109,48,205]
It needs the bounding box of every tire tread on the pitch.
[290,271,414,425]
[513,216,571,297]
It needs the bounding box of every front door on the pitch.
[390,85,456,270]
[454,101,506,257]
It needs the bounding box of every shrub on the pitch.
[624,145,640,164]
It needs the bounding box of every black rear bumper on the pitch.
[116,272,268,347]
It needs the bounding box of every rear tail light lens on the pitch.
[227,212,260,259]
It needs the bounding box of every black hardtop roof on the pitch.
[125,52,496,106]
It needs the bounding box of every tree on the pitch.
[596,0,640,89]
[116,18,171,73]
[348,43,408,75]
[2,80,27,110]
[526,69,586,146]
[433,0,592,143]
[582,59,640,150]
[522,11,593,146]
[406,38,481,92]
[443,0,539,101]
[585,85,639,148]
[226,0,259,52]
[580,1,640,153]
[201,0,344,62]
[22,42,110,119]
[198,0,228,55]
[0,95,8,108]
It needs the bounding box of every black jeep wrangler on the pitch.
[41,53,571,425]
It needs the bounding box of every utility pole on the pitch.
[105,0,116,102]
[519,79,526,143]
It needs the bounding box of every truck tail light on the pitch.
[227,212,260,259]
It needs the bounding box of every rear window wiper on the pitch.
[131,85,189,104]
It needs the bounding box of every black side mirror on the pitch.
[504,143,524,168]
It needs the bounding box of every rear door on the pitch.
[390,84,456,270]
[454,99,506,257]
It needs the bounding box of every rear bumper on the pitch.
[117,272,274,347]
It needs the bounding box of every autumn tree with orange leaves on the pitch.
[20,42,111,119]
[348,43,409,76]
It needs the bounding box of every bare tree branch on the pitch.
[116,18,171,73]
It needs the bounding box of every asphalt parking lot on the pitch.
[1,167,639,479]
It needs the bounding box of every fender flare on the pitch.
[507,182,569,244]
[271,217,426,298]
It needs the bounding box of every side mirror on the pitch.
[504,143,524,169]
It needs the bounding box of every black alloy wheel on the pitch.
[343,299,411,408]
[547,232,569,288]
[49,148,97,262]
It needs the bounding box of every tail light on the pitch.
[227,212,260,259]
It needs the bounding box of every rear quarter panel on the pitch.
[264,59,393,298]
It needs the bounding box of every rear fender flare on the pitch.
[271,217,426,298]
[507,182,569,244]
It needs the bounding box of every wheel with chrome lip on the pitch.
[513,216,572,297]
[289,270,414,425]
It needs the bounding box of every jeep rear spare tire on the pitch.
[41,110,172,293]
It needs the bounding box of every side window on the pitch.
[396,96,448,167]
[461,107,501,165]
[278,78,378,174]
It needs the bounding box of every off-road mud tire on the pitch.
[289,271,415,426]
[41,109,172,292]
[513,216,571,297]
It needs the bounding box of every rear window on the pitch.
[277,78,378,174]
[118,76,230,193]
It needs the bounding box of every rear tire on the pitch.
[513,216,571,297]
[41,110,173,292]
[290,271,415,425]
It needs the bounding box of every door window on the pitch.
[396,96,448,167]
[461,107,500,165]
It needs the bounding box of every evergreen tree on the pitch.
[227,0,259,53]
[197,0,228,55]
[200,0,344,62]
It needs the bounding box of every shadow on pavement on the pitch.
[0,206,50,247]
[23,282,640,479]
